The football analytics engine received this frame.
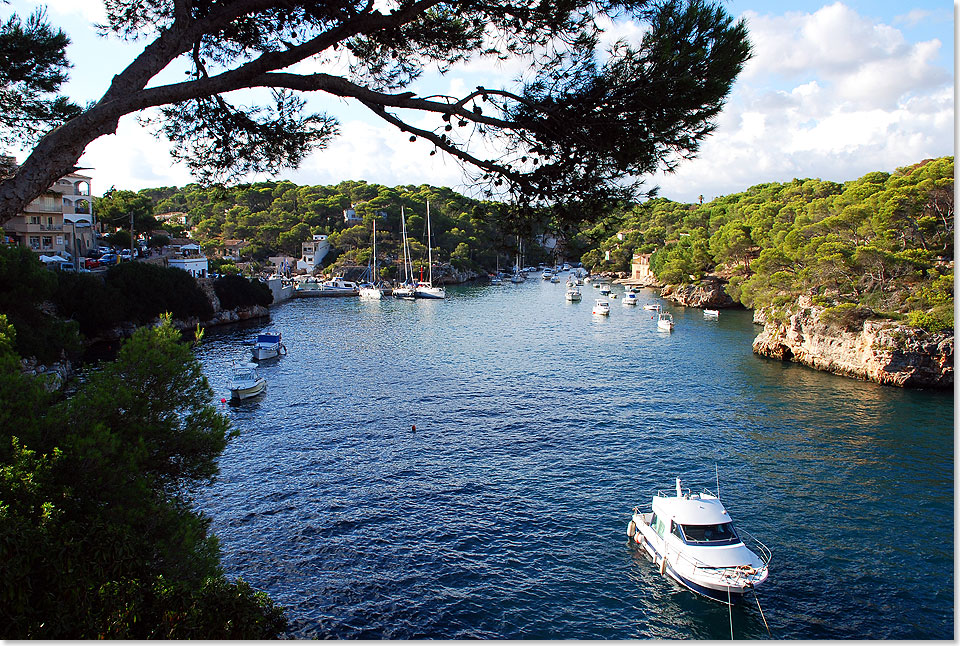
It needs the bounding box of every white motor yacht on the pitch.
[599,284,611,295]
[643,303,660,311]
[627,478,770,604]
[251,331,285,361]
[566,286,582,302]
[623,292,639,306]
[592,298,610,316]
[657,310,674,331]
[228,363,266,401]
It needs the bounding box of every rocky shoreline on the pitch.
[657,277,952,389]
[752,297,953,389]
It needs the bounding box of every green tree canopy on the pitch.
[0,0,750,229]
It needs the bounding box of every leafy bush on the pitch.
[213,275,272,310]
[53,272,125,336]
[105,262,214,323]
[820,303,873,331]
[908,306,953,333]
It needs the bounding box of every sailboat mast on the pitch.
[427,200,433,284]
[372,219,377,284]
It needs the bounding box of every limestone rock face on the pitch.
[661,277,736,309]
[753,299,953,389]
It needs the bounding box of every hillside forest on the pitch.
[100,156,953,332]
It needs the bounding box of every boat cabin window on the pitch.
[651,513,665,537]
[677,522,738,545]
[670,521,684,542]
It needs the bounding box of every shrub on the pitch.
[820,303,873,331]
[105,263,213,323]
[213,275,272,310]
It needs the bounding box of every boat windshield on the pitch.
[678,522,738,545]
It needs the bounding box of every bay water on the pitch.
[195,279,953,639]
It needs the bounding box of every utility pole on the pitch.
[129,210,135,261]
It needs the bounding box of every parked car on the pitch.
[99,253,118,266]
[118,251,133,261]
[83,257,101,269]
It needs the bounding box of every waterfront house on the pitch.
[631,253,654,281]
[297,234,330,272]
[218,239,250,261]
[168,255,208,278]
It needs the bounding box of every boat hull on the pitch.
[229,378,266,401]
[252,345,280,360]
[628,512,767,605]
[416,287,446,299]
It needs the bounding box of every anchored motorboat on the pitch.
[592,298,610,316]
[251,331,285,361]
[643,303,659,311]
[657,310,674,331]
[599,284,611,295]
[704,309,720,319]
[623,292,639,306]
[228,362,266,401]
[627,477,770,604]
[566,286,582,302]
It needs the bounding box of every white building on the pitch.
[297,234,330,272]
[169,256,208,278]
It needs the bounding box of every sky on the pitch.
[3,1,955,204]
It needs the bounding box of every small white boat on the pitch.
[599,284,611,295]
[566,286,582,302]
[623,292,639,306]
[542,269,553,280]
[628,478,770,604]
[643,303,660,311]
[592,298,610,316]
[251,331,285,361]
[394,283,417,299]
[704,309,720,319]
[318,277,359,296]
[510,271,525,283]
[550,274,560,283]
[490,274,503,285]
[657,310,674,331]
[228,362,266,401]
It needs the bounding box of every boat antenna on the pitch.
[715,463,721,500]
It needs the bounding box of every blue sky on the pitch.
[3,1,955,203]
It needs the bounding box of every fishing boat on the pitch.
[566,286,582,302]
[359,220,384,299]
[657,310,674,331]
[251,331,285,361]
[490,273,503,285]
[627,477,771,604]
[542,268,553,280]
[599,284,611,295]
[623,292,639,306]
[415,201,445,299]
[704,309,720,319]
[228,362,266,401]
[592,298,610,316]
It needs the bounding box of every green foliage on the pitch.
[0,9,82,147]
[213,275,273,310]
[0,243,80,360]
[106,229,131,249]
[95,188,158,233]
[582,156,953,330]
[0,315,286,638]
[53,271,124,336]
[105,262,214,323]
[820,303,873,332]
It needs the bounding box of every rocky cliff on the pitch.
[660,277,737,309]
[753,297,953,389]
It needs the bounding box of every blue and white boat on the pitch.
[627,478,770,604]
[251,331,285,361]
[622,291,639,306]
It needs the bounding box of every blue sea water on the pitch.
[195,280,954,639]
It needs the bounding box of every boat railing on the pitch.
[733,527,772,567]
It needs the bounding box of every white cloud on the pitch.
[651,3,953,203]
[77,114,193,193]
[23,0,105,23]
